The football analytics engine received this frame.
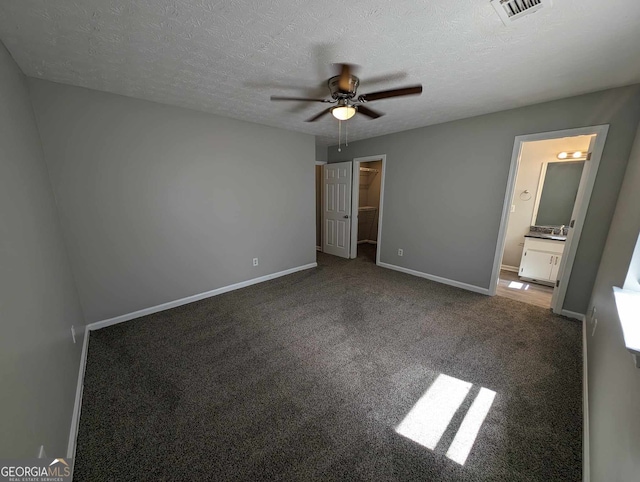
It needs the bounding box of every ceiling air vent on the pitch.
[490,0,552,25]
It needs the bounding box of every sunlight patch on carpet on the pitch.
[396,374,496,465]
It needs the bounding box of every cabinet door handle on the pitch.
[549,256,553,264]
[555,256,558,265]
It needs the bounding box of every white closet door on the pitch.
[322,162,352,258]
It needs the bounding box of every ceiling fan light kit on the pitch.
[270,63,423,150]
[332,105,356,121]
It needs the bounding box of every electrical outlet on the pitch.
[71,325,76,344]
[510,204,516,213]
[252,258,259,267]
[591,318,598,337]
[398,249,403,257]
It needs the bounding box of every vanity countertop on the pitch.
[525,232,567,242]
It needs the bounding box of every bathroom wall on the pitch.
[502,136,592,269]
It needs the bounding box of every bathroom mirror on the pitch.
[532,160,585,227]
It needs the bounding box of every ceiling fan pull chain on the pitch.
[338,120,342,152]
[345,120,348,147]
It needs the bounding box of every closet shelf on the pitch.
[359,206,378,212]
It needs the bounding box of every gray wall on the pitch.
[315,142,328,163]
[29,79,316,323]
[329,85,640,313]
[585,122,640,481]
[0,44,84,457]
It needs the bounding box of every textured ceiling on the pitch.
[1,0,639,146]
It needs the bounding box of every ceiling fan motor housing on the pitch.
[269,63,421,122]
[328,75,359,99]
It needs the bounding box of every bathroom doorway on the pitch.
[350,155,386,264]
[491,126,609,314]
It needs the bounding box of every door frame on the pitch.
[350,155,387,263]
[489,125,609,315]
[315,161,326,252]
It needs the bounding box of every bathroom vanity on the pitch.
[515,159,579,287]
[519,234,565,285]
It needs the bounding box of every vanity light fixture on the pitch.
[557,151,588,160]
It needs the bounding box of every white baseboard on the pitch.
[583,316,590,482]
[561,309,586,321]
[500,264,520,273]
[377,262,490,295]
[87,262,317,332]
[67,325,90,459]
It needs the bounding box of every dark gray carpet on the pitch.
[75,245,582,481]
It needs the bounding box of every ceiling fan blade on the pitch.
[270,96,331,102]
[306,108,333,122]
[338,63,353,92]
[357,105,384,119]
[358,85,423,102]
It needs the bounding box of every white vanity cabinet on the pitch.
[519,237,565,285]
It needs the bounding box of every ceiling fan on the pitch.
[270,63,423,122]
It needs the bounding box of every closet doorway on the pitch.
[350,155,386,264]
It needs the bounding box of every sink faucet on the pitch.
[555,225,565,236]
